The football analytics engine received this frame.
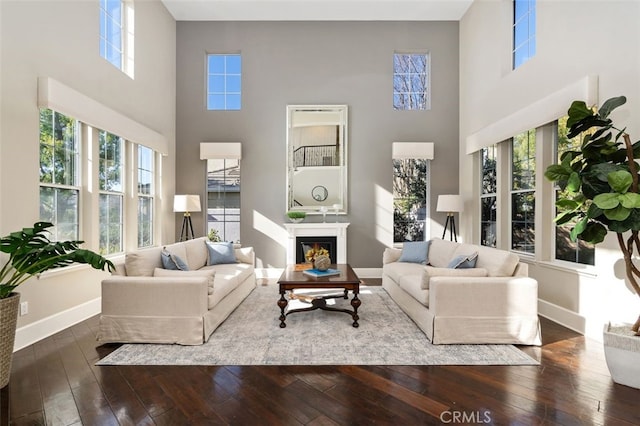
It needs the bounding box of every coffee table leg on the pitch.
[350,292,361,328]
[278,290,288,328]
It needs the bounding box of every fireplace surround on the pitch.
[283,222,349,264]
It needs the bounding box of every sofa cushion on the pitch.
[421,266,489,289]
[398,241,431,264]
[202,263,254,308]
[447,252,478,269]
[181,237,209,270]
[206,241,238,265]
[161,248,190,270]
[383,261,426,284]
[428,239,460,267]
[153,268,215,295]
[234,246,254,265]
[124,247,163,276]
[398,277,430,307]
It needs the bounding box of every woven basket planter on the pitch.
[0,292,20,388]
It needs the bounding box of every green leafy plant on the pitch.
[208,228,221,242]
[545,96,640,335]
[287,211,306,219]
[0,222,114,299]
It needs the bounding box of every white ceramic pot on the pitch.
[603,322,640,389]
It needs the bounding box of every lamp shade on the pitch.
[436,195,463,213]
[173,195,201,213]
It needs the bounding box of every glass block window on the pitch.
[513,0,536,69]
[39,109,80,241]
[481,145,498,247]
[393,53,430,111]
[207,54,242,111]
[511,129,536,253]
[393,159,430,243]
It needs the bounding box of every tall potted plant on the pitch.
[545,96,640,388]
[0,222,113,388]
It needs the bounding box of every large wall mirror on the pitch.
[287,105,348,214]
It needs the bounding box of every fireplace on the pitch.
[283,222,349,264]
[296,236,337,264]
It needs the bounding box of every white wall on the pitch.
[459,0,640,340]
[0,0,176,346]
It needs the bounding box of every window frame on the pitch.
[99,0,134,77]
[393,52,431,111]
[510,129,536,255]
[480,145,498,248]
[98,130,125,255]
[512,0,536,69]
[206,54,242,111]
[137,144,154,248]
[206,158,241,243]
[39,108,81,241]
[392,158,431,244]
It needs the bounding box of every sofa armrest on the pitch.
[383,248,403,264]
[235,246,255,265]
[101,276,208,316]
[428,276,538,317]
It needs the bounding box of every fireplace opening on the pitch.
[296,236,338,264]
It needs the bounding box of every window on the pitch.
[393,159,429,243]
[100,0,134,77]
[207,54,241,111]
[207,159,241,242]
[99,130,124,254]
[480,145,498,247]
[513,0,536,69]
[137,145,154,248]
[39,109,80,241]
[554,116,595,265]
[511,129,536,253]
[393,53,430,111]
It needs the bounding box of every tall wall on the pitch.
[459,0,640,339]
[176,21,460,269]
[0,0,176,339]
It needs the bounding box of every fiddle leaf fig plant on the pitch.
[545,96,640,335]
[0,222,114,299]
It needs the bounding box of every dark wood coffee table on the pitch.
[277,264,361,328]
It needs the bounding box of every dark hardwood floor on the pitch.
[2,281,640,425]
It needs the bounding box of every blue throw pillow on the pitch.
[206,241,237,265]
[161,248,189,270]
[447,252,478,269]
[398,241,431,264]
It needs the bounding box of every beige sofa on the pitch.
[97,237,256,345]
[382,238,541,345]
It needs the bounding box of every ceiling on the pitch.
[160,0,475,21]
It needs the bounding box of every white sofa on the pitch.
[97,237,256,345]
[382,238,541,345]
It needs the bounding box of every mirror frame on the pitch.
[286,104,348,215]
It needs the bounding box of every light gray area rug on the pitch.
[97,284,539,366]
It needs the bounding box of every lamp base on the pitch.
[179,213,195,241]
[442,214,457,242]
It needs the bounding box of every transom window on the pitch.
[393,159,430,243]
[39,109,80,241]
[207,54,242,111]
[393,53,430,111]
[99,0,134,77]
[511,129,536,254]
[513,0,536,69]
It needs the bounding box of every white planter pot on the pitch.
[603,322,640,390]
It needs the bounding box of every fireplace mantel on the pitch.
[284,222,349,264]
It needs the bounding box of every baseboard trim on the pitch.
[538,299,586,335]
[14,297,102,352]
